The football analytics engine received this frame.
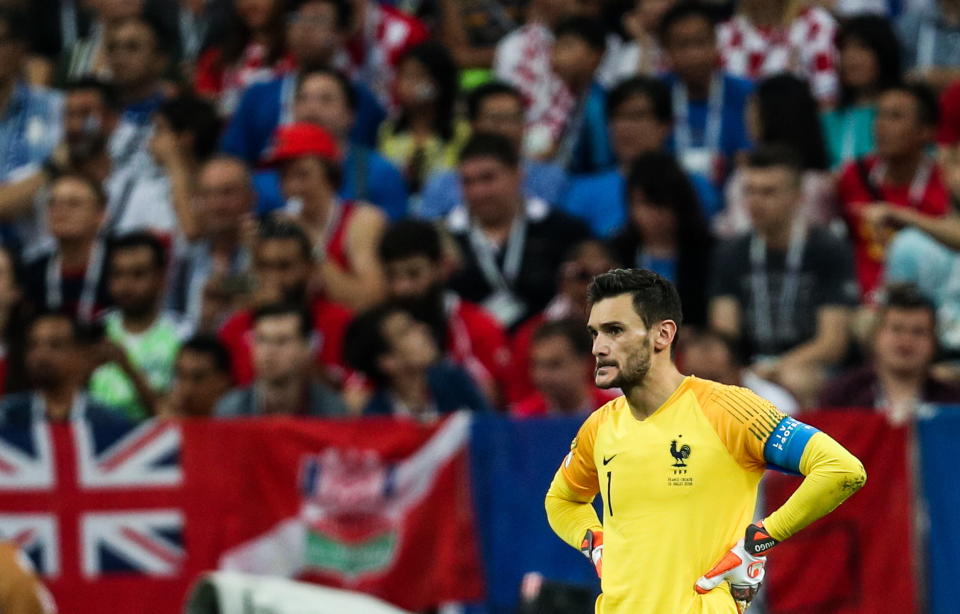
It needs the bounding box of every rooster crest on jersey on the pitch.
[670,437,691,468]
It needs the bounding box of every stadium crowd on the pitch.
[0,0,955,431]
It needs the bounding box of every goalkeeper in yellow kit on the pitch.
[545,269,866,613]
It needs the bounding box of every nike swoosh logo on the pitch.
[602,454,617,465]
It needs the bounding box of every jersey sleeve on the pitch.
[558,409,601,499]
[694,380,817,474]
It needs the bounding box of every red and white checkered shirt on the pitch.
[493,23,575,155]
[717,7,838,104]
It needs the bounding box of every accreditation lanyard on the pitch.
[672,73,724,170]
[468,215,527,294]
[750,221,807,349]
[46,240,105,324]
[869,157,933,210]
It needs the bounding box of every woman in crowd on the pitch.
[821,15,902,169]
[194,0,292,116]
[378,41,468,197]
[718,73,834,236]
[607,152,713,327]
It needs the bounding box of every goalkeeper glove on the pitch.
[695,522,778,612]
[580,529,603,578]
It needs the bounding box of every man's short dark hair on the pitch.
[343,303,399,386]
[881,82,940,128]
[533,318,593,356]
[257,218,313,261]
[65,78,121,111]
[744,144,803,182]
[657,1,717,45]
[179,334,232,376]
[587,268,684,345]
[298,65,358,111]
[878,283,937,323]
[553,17,607,52]
[0,7,27,44]
[108,231,167,271]
[56,172,108,209]
[459,132,520,168]
[252,303,313,339]
[379,220,443,264]
[290,0,353,32]
[606,76,672,124]
[157,96,222,161]
[466,81,524,123]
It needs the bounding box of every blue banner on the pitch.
[468,414,600,613]
[917,407,960,614]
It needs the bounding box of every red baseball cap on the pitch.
[261,122,341,167]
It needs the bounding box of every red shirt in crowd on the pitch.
[219,296,353,386]
[937,80,960,145]
[508,312,545,402]
[511,387,618,418]
[443,295,514,404]
[838,155,949,298]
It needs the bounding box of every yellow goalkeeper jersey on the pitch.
[552,376,798,614]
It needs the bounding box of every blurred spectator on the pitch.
[221,0,386,160]
[718,74,834,237]
[659,2,753,189]
[165,335,233,417]
[219,220,352,387]
[26,0,94,85]
[215,303,346,417]
[606,0,676,81]
[104,14,171,129]
[821,15,902,169]
[169,156,255,328]
[379,219,512,404]
[251,67,408,219]
[139,96,222,239]
[561,76,719,237]
[680,327,798,414]
[340,0,429,108]
[0,311,131,425]
[511,318,617,418]
[344,303,491,420]
[838,83,949,300]
[88,232,192,421]
[22,174,111,324]
[0,540,55,614]
[509,239,617,401]
[436,0,523,69]
[264,122,386,311]
[608,152,713,327]
[378,42,467,196]
[62,78,119,150]
[898,0,960,91]
[56,0,147,84]
[0,7,63,187]
[445,133,591,329]
[493,0,583,159]
[194,0,293,116]
[709,146,858,404]
[418,81,568,220]
[174,0,233,74]
[0,245,29,396]
[820,284,960,424]
[717,0,838,105]
[549,17,614,175]
[886,225,960,359]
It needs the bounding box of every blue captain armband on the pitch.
[763,417,820,475]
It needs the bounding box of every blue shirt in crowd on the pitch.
[253,145,409,219]
[220,72,386,163]
[416,159,569,219]
[562,81,615,175]
[559,168,721,237]
[363,361,492,417]
[0,83,62,181]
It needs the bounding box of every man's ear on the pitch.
[653,320,678,353]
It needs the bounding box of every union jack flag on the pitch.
[0,416,185,580]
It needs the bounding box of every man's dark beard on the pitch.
[597,346,652,390]
[395,284,448,350]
